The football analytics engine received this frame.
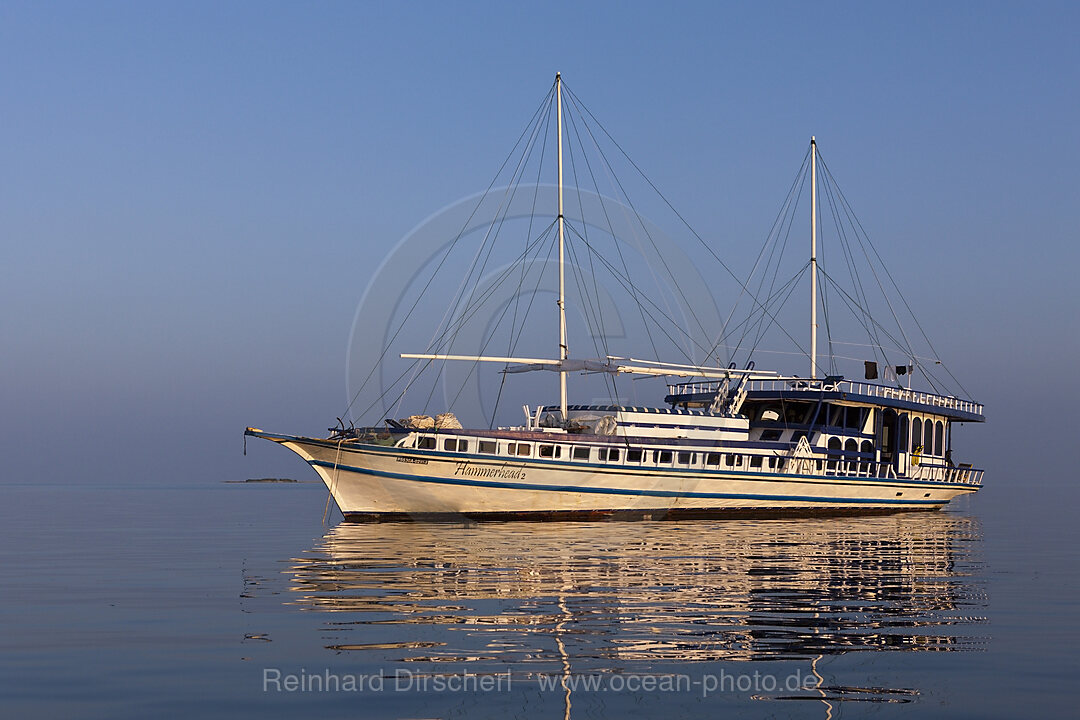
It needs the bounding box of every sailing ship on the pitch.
[246,74,985,520]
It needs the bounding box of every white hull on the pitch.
[258,433,975,519]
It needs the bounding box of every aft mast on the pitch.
[809,136,819,378]
[556,72,568,419]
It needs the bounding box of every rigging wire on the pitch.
[563,88,712,361]
[352,221,556,422]
[490,95,556,427]
[713,148,810,365]
[445,230,562,413]
[819,155,970,398]
[563,220,722,362]
[561,90,663,365]
[562,107,617,401]
[563,84,811,365]
[816,169,837,375]
[343,82,556,422]
[818,156,891,371]
[419,90,560,411]
[351,80,975,429]
[743,158,809,361]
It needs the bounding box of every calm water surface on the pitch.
[1,481,1075,718]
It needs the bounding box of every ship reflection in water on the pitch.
[286,513,986,708]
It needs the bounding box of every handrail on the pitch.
[667,378,983,416]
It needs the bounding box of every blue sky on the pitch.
[1,1,1077,487]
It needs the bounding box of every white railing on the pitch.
[668,380,728,397]
[908,463,984,486]
[668,378,983,416]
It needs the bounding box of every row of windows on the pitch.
[416,436,786,469]
[751,402,867,431]
[826,438,877,472]
[827,437,875,454]
[895,416,946,456]
[911,417,945,456]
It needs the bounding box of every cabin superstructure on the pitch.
[381,373,983,491]
[667,376,983,485]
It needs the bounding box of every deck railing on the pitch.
[801,453,982,485]
[668,378,983,417]
[908,462,984,486]
[405,431,983,486]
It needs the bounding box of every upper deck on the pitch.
[666,377,985,423]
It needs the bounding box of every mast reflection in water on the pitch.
[286,513,986,666]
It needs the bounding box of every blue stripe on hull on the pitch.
[309,459,944,506]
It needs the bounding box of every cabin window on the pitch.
[750,455,763,468]
[724,454,735,467]
[443,438,467,452]
[791,431,808,444]
[654,450,672,464]
[924,421,934,456]
[626,449,644,463]
[677,452,694,465]
[912,418,923,452]
[760,429,782,442]
[845,407,863,430]
[781,402,814,424]
[600,448,620,462]
[705,452,720,466]
[508,443,531,457]
[478,440,497,454]
[860,440,874,473]
[935,421,944,457]
[827,437,842,471]
[572,446,590,461]
[539,444,561,459]
[844,438,858,472]
[418,436,436,450]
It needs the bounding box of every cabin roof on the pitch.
[666,378,985,423]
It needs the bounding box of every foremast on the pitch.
[556,72,568,420]
[810,136,819,379]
